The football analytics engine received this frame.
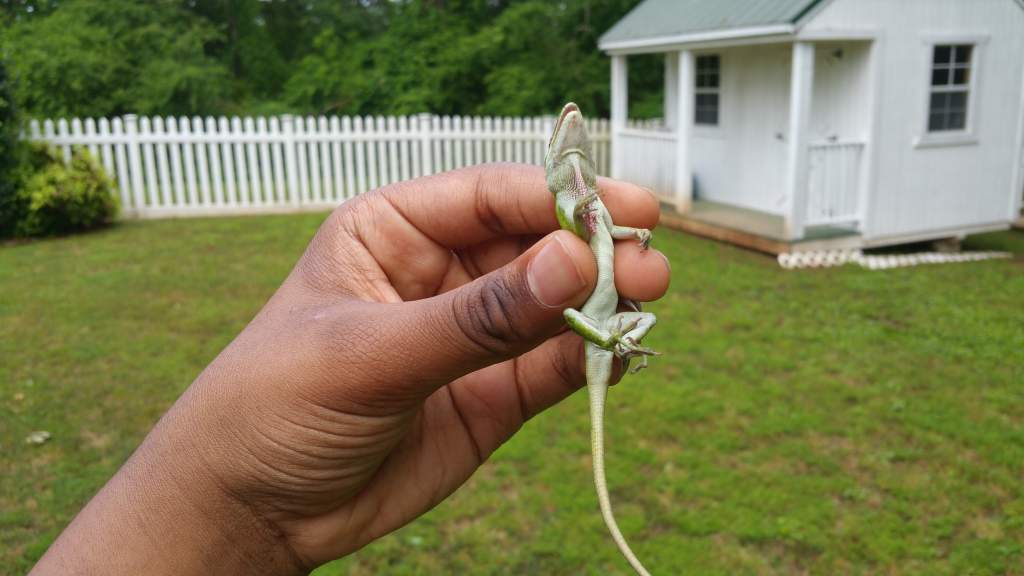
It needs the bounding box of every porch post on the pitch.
[674,49,694,214]
[663,52,679,130]
[610,54,628,179]
[784,42,815,240]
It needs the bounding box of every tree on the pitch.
[3,0,228,118]
[0,56,26,236]
[285,0,650,118]
[2,0,657,119]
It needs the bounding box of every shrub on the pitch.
[15,144,119,237]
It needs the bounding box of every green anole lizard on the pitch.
[545,102,658,576]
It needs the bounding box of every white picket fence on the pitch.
[29,114,612,218]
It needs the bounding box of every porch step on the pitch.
[658,202,863,255]
[659,209,790,254]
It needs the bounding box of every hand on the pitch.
[32,164,671,575]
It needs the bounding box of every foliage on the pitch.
[2,0,228,118]
[1,0,660,119]
[14,144,118,236]
[0,56,28,237]
[1,216,1022,574]
[285,0,649,117]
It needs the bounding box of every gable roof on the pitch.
[600,0,826,51]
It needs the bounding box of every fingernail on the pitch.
[528,235,587,308]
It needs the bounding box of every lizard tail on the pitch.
[589,379,653,576]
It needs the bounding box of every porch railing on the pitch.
[805,140,864,227]
[616,127,677,204]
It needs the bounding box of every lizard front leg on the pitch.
[601,204,652,248]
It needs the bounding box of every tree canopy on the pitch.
[0,0,663,119]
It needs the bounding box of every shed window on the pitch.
[928,44,972,132]
[695,55,720,126]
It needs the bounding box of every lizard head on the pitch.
[545,102,598,202]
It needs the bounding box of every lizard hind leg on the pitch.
[587,345,653,576]
[610,312,659,373]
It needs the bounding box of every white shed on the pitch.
[599,0,1024,252]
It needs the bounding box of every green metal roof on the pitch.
[600,0,824,49]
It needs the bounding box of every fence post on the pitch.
[282,114,301,207]
[418,113,434,176]
[124,115,146,215]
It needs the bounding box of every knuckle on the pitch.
[453,273,531,356]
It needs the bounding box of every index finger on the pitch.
[378,163,660,249]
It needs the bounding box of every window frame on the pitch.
[694,53,722,129]
[915,33,988,149]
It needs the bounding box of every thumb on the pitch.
[369,230,597,397]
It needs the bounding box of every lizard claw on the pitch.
[636,229,652,250]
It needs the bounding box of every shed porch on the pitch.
[608,37,878,253]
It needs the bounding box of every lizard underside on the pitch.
[544,102,660,576]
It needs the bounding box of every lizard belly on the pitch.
[581,223,617,321]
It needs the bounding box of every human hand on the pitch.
[32,164,670,575]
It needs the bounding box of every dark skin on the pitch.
[31,163,670,575]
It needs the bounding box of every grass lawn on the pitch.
[2,214,1022,575]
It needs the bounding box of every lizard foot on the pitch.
[607,312,658,373]
[636,228,652,250]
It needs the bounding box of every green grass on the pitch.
[2,216,1022,575]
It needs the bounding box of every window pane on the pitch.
[928,112,948,132]
[948,112,966,130]
[695,108,718,125]
[697,55,719,71]
[947,91,967,113]
[696,93,718,108]
[929,92,950,114]
[953,45,972,64]
[934,45,952,64]
[931,67,950,86]
[952,66,969,85]
[696,73,709,88]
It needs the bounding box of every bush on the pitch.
[15,144,119,237]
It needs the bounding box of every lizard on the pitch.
[544,102,658,576]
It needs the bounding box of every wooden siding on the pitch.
[802,0,1024,241]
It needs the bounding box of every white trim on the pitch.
[1011,48,1024,218]
[796,29,879,41]
[610,55,628,179]
[783,42,816,240]
[693,53,722,130]
[675,49,695,214]
[913,135,980,149]
[913,33,990,149]
[647,34,796,54]
[619,127,675,141]
[663,52,679,130]
[858,34,885,239]
[862,221,1009,247]
[600,24,795,54]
